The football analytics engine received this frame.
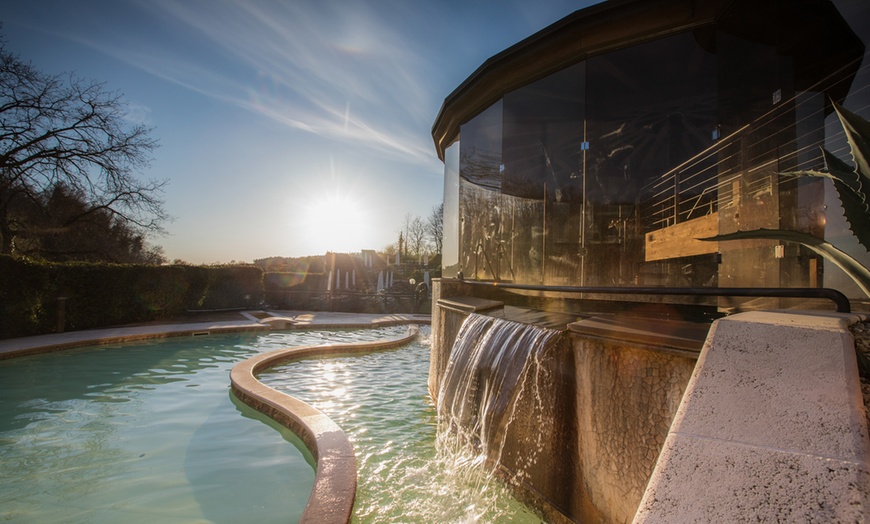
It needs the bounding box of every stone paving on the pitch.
[635,311,870,523]
[0,309,430,360]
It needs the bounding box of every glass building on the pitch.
[433,0,869,309]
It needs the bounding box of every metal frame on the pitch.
[456,278,851,313]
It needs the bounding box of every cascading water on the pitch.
[436,313,562,486]
[258,325,548,523]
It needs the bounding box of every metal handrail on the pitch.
[456,279,851,313]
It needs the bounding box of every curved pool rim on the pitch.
[230,325,421,524]
[0,315,429,523]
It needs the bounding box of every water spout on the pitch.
[436,313,561,471]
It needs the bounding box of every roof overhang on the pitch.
[431,0,864,161]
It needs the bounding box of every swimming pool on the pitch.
[0,327,403,523]
[258,328,543,523]
[0,325,542,523]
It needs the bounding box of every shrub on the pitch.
[0,256,263,338]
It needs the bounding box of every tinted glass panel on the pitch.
[459,101,502,190]
[503,63,585,284]
[446,0,870,302]
[585,31,718,286]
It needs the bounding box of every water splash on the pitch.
[436,313,562,488]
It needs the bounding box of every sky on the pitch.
[2,0,602,264]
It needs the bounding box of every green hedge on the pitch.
[0,256,263,338]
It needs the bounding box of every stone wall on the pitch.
[572,336,695,523]
[488,331,696,523]
[427,278,474,400]
[430,279,699,523]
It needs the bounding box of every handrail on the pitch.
[456,279,852,313]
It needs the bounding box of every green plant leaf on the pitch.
[776,101,870,252]
[833,101,870,185]
[780,150,861,195]
[819,147,864,196]
[700,228,870,297]
[819,148,870,251]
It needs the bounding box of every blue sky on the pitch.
[3,0,601,263]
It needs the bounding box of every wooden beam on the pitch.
[645,213,719,261]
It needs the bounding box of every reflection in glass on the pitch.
[442,142,460,278]
[449,0,869,300]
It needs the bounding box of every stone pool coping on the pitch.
[0,310,431,360]
[230,325,421,524]
[0,311,430,524]
[633,310,870,522]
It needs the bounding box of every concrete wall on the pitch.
[571,336,695,523]
[430,281,698,523]
[427,279,474,400]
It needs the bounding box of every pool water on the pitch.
[1,326,543,523]
[260,328,544,523]
[0,327,404,523]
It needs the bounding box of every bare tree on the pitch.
[382,242,398,259]
[401,212,413,258]
[0,36,167,258]
[427,202,443,254]
[407,215,427,259]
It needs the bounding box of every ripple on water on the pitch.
[260,329,544,524]
[0,328,409,524]
[1,326,540,523]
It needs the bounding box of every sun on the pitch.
[316,193,364,234]
[300,191,371,253]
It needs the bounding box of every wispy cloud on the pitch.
[122,100,153,126]
[86,0,443,168]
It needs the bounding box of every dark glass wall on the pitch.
[456,31,719,287]
[448,0,869,299]
[503,63,585,285]
[458,101,502,280]
[585,31,718,287]
[458,65,584,284]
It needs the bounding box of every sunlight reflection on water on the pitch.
[0,327,405,523]
[260,328,544,524]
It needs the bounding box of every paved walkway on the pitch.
[0,310,431,360]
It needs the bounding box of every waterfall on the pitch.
[436,313,562,472]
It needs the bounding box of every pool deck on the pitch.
[0,309,431,360]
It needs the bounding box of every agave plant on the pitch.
[701,101,870,297]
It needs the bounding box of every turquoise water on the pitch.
[260,328,544,524]
[0,325,542,523]
[0,327,405,523]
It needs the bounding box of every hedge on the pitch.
[0,256,263,338]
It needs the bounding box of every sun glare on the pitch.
[300,191,372,253]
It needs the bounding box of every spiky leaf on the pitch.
[833,101,870,185]
[700,228,870,297]
[776,101,870,252]
[820,148,870,251]
[786,150,870,252]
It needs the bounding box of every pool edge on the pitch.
[229,325,422,524]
